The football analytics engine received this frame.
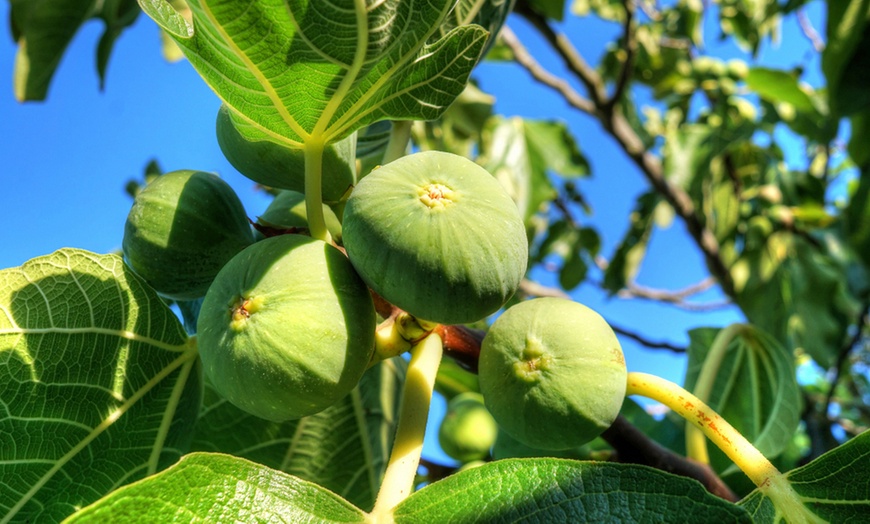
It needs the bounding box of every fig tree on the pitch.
[122,169,254,301]
[196,234,376,422]
[342,151,528,324]
[438,392,498,463]
[478,298,627,450]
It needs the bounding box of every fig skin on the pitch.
[196,234,376,422]
[342,151,528,325]
[478,298,627,450]
[438,392,498,463]
[122,170,254,301]
[257,190,343,241]
[216,105,356,203]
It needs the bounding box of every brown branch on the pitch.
[498,27,596,114]
[510,4,737,299]
[601,416,739,502]
[604,0,637,111]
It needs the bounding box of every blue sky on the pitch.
[0,3,826,465]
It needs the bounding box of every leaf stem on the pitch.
[626,372,820,523]
[685,324,744,465]
[369,332,443,522]
[382,121,413,165]
[303,140,332,243]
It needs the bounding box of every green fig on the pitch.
[438,392,498,463]
[479,298,627,450]
[122,169,254,301]
[216,105,356,203]
[342,151,528,324]
[257,190,343,241]
[196,234,376,422]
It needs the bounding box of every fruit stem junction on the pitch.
[626,372,821,523]
[369,332,443,523]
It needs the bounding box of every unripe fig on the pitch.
[216,105,356,203]
[197,234,376,422]
[122,170,254,301]
[438,392,498,463]
[258,190,342,241]
[342,151,528,324]
[479,298,627,450]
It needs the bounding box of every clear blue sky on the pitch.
[0,3,825,465]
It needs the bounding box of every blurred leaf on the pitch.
[10,0,140,101]
[823,0,870,117]
[747,68,836,142]
[66,453,367,523]
[142,0,488,147]
[603,192,660,294]
[732,233,859,368]
[571,0,624,22]
[482,117,588,224]
[417,83,496,158]
[190,357,403,512]
[1,249,201,523]
[739,430,870,522]
[718,0,782,55]
[435,358,480,400]
[848,112,870,168]
[685,325,801,475]
[559,249,588,290]
[664,122,754,192]
[393,459,752,522]
[527,0,566,20]
[844,169,870,269]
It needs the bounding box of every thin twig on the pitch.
[605,0,637,110]
[824,304,869,416]
[510,5,737,298]
[796,8,825,52]
[499,27,596,114]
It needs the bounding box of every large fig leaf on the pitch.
[10,0,140,101]
[64,453,367,523]
[739,430,870,523]
[0,249,201,523]
[684,326,801,475]
[190,357,405,511]
[392,459,752,522]
[139,0,489,147]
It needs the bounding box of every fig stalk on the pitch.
[303,140,332,243]
[369,333,443,522]
[626,372,820,524]
[685,324,745,466]
[382,120,413,164]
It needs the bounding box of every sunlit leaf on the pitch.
[684,325,801,475]
[393,459,752,522]
[140,0,489,147]
[65,453,367,523]
[603,191,659,294]
[0,249,200,523]
[189,357,404,511]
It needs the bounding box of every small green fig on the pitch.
[257,190,343,241]
[342,151,528,324]
[122,169,254,301]
[196,234,376,422]
[216,105,356,203]
[479,298,627,450]
[438,392,498,463]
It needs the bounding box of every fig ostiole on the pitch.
[478,297,627,450]
[438,392,498,463]
[216,104,356,203]
[342,150,528,325]
[196,234,376,422]
[122,169,254,301]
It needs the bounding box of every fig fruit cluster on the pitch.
[479,298,627,450]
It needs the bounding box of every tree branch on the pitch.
[604,0,636,111]
[796,8,825,53]
[510,3,737,299]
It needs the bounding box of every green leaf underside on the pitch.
[64,453,367,523]
[139,0,489,147]
[0,249,199,524]
[190,357,406,511]
[394,458,752,523]
[739,430,870,523]
[685,326,801,473]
